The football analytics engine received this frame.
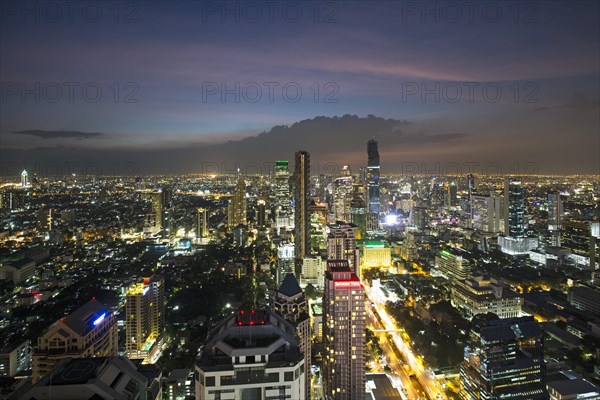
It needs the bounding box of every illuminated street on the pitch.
[366,283,446,400]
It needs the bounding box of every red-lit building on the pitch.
[323,260,366,400]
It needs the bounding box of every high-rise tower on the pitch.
[504,177,526,238]
[323,260,366,400]
[228,174,247,228]
[460,317,546,400]
[367,140,380,214]
[294,151,310,272]
[547,190,563,246]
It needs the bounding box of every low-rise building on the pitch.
[0,258,36,284]
[32,299,118,382]
[10,357,162,400]
[0,340,31,377]
[451,275,522,319]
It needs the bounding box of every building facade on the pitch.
[323,260,366,400]
[195,310,306,400]
[32,299,118,382]
[461,317,547,400]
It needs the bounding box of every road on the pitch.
[365,283,446,400]
[367,306,422,400]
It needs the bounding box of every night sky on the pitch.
[1,1,599,175]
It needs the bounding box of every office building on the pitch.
[294,151,311,271]
[333,166,354,222]
[500,178,538,255]
[548,190,563,246]
[562,220,598,269]
[323,260,366,400]
[257,199,267,227]
[367,139,380,214]
[275,160,293,229]
[547,378,600,400]
[327,222,360,273]
[228,174,247,228]
[349,186,367,240]
[12,357,162,400]
[460,317,546,400]
[21,170,29,188]
[196,207,208,239]
[301,255,326,288]
[567,285,600,316]
[0,257,36,284]
[363,240,392,268]
[32,299,118,382]
[195,310,306,400]
[125,276,165,363]
[0,340,31,377]
[435,248,471,281]
[471,193,503,233]
[0,189,26,210]
[166,369,195,400]
[451,275,522,319]
[273,273,311,399]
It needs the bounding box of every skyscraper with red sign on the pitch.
[323,260,366,400]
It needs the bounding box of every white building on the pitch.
[195,310,305,400]
[300,255,326,288]
[451,275,522,319]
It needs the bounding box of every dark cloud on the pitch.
[12,130,105,140]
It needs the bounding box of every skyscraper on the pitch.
[275,160,293,229]
[500,178,538,254]
[367,139,380,214]
[273,273,311,399]
[471,193,503,233]
[294,151,310,271]
[125,275,165,362]
[196,207,208,239]
[323,260,366,400]
[327,222,360,273]
[349,186,367,239]
[333,166,354,222]
[460,316,546,400]
[228,174,247,228]
[504,178,526,238]
[21,170,29,189]
[547,190,563,246]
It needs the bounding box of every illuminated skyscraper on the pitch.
[294,151,310,268]
[547,190,563,246]
[366,140,380,214]
[349,186,367,239]
[333,166,354,222]
[21,170,29,189]
[275,160,293,229]
[460,317,546,400]
[125,276,165,362]
[327,222,360,273]
[471,193,503,233]
[257,199,267,227]
[196,207,208,238]
[323,260,366,400]
[500,178,537,254]
[504,178,526,238]
[228,174,247,228]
